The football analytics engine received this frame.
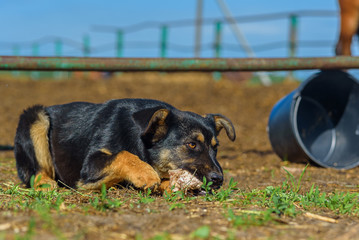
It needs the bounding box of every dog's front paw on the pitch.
[158,179,171,194]
[127,165,161,190]
[34,173,57,191]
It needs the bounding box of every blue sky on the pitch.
[0,0,350,79]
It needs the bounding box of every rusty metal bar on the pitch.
[0,145,13,151]
[1,56,359,72]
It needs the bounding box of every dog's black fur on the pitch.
[14,98,235,191]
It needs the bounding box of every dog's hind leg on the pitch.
[78,150,161,191]
[14,106,57,190]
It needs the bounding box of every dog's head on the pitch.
[136,107,235,190]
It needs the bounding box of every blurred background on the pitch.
[0,0,352,80]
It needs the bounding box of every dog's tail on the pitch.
[14,105,54,187]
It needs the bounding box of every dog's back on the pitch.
[15,99,171,187]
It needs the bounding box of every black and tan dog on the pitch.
[14,98,235,192]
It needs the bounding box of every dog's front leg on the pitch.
[78,150,161,191]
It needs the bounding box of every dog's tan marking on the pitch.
[167,162,177,171]
[30,111,55,180]
[188,166,198,171]
[159,149,171,161]
[182,159,195,163]
[211,137,217,147]
[153,149,178,178]
[100,148,112,155]
[78,151,160,190]
[196,133,205,143]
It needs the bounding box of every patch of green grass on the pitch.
[226,209,275,228]
[89,184,123,211]
[168,202,185,211]
[1,182,68,212]
[146,232,172,240]
[14,217,36,240]
[282,164,308,193]
[201,176,214,201]
[13,209,66,240]
[190,225,210,239]
[199,177,239,203]
[264,185,298,216]
[163,185,197,210]
[137,188,156,204]
[2,169,359,218]
[0,181,125,213]
[229,166,359,217]
[300,184,359,214]
[213,178,238,202]
[163,186,184,202]
[2,166,359,240]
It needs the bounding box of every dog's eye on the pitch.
[187,142,197,149]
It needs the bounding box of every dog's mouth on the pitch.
[178,169,223,191]
[210,184,222,190]
[191,189,206,196]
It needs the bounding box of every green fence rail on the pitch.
[0,56,359,72]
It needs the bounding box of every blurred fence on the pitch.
[0,10,337,59]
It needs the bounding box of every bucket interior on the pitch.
[294,96,336,162]
[293,73,359,169]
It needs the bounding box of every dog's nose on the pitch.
[208,172,223,188]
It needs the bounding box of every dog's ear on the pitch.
[206,114,236,141]
[134,108,170,144]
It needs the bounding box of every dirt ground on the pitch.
[0,72,359,239]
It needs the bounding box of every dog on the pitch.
[14,98,236,192]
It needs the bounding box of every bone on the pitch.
[168,169,204,194]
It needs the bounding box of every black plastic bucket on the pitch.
[268,70,359,169]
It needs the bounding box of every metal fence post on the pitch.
[12,45,20,77]
[83,35,90,57]
[160,25,168,58]
[12,45,20,56]
[194,0,203,58]
[55,39,67,79]
[115,30,124,77]
[213,21,222,81]
[289,14,298,58]
[214,21,222,58]
[55,39,62,57]
[82,35,91,78]
[288,14,298,79]
[31,43,40,79]
[32,43,39,56]
[116,30,123,58]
